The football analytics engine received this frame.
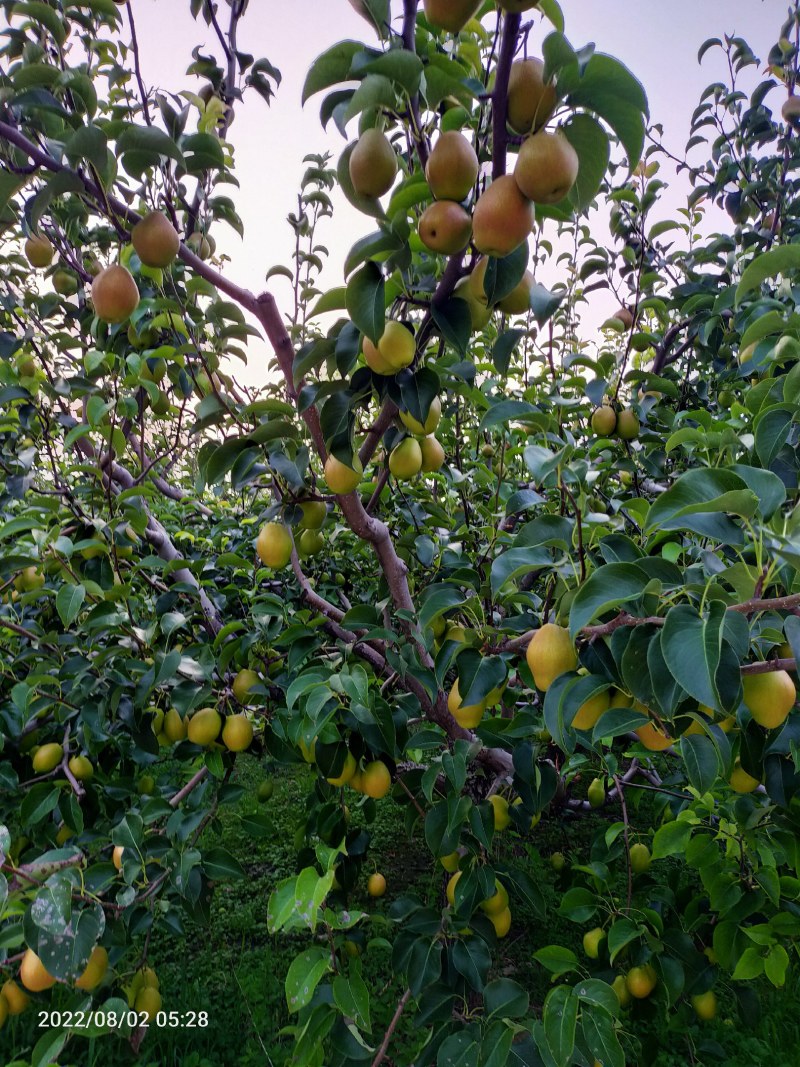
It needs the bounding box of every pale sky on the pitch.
[128,0,781,385]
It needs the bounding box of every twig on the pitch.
[371,989,412,1067]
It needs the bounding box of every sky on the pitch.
[128,0,782,385]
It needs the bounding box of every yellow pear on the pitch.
[572,690,609,730]
[616,408,640,441]
[514,131,579,205]
[489,794,511,830]
[367,872,387,897]
[498,270,534,314]
[325,454,363,494]
[75,946,108,991]
[591,405,617,435]
[448,678,485,728]
[163,708,187,742]
[472,175,535,257]
[635,720,673,751]
[526,624,577,691]
[1,979,30,1014]
[222,713,253,752]
[583,927,605,958]
[506,58,556,134]
[131,211,180,267]
[626,964,657,999]
[612,974,631,1007]
[480,881,509,916]
[20,949,56,992]
[729,760,759,793]
[68,755,94,781]
[364,320,416,374]
[490,906,512,938]
[91,265,140,323]
[742,670,795,728]
[425,131,479,201]
[24,234,54,268]
[327,751,357,787]
[256,522,293,568]
[423,0,481,32]
[420,435,445,471]
[32,742,63,774]
[187,707,222,746]
[232,668,259,705]
[389,437,423,479]
[446,870,462,905]
[112,846,124,870]
[134,986,162,1021]
[349,129,397,198]
[419,200,472,254]
[362,760,392,798]
[399,396,441,435]
[692,990,717,1021]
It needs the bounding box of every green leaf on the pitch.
[533,945,579,978]
[563,113,610,211]
[12,2,68,45]
[202,847,245,881]
[484,978,530,1021]
[568,562,650,637]
[116,124,185,177]
[64,124,108,172]
[731,946,764,981]
[652,819,692,859]
[432,297,472,357]
[754,406,794,468]
[581,1005,624,1067]
[346,262,384,344]
[736,246,800,304]
[354,49,423,95]
[764,944,789,987]
[660,603,724,709]
[479,399,539,434]
[302,41,365,103]
[333,968,371,1031]
[452,936,492,992]
[56,583,86,628]
[309,286,348,318]
[680,733,720,794]
[285,946,330,1012]
[543,984,578,1067]
[564,52,648,168]
[493,328,526,375]
[644,467,757,543]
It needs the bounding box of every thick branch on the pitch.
[491,12,521,179]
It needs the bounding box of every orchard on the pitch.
[1,0,800,1065]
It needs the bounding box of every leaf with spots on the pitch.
[285,945,330,1013]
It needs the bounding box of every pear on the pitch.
[507,58,557,134]
[454,276,492,331]
[616,408,640,441]
[256,522,293,568]
[742,670,796,729]
[298,500,327,529]
[420,435,445,471]
[298,529,324,557]
[163,707,187,742]
[325,454,363,494]
[418,200,472,254]
[448,678,485,728]
[24,234,53,268]
[423,0,481,32]
[514,131,579,205]
[629,843,651,873]
[591,405,617,435]
[32,743,63,773]
[498,270,535,314]
[52,268,78,295]
[91,265,140,323]
[399,396,441,435]
[363,320,416,374]
[75,946,108,991]
[782,96,800,124]
[349,129,397,198]
[222,713,253,752]
[425,131,479,200]
[587,777,605,808]
[389,437,423,480]
[20,949,56,992]
[526,624,577,691]
[187,232,212,259]
[583,927,605,958]
[233,668,259,704]
[132,211,180,267]
[472,176,535,257]
[187,707,222,746]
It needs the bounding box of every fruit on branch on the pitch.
[222,713,253,752]
[52,268,78,295]
[481,880,509,915]
[440,851,460,872]
[257,779,274,802]
[742,670,796,729]
[425,131,479,201]
[32,742,63,773]
[583,926,605,958]
[612,974,631,1008]
[587,777,606,809]
[616,408,640,441]
[506,58,557,135]
[163,708,187,742]
[298,500,327,530]
[232,668,260,706]
[526,623,578,691]
[625,963,657,998]
[446,870,462,905]
[132,211,180,267]
[514,130,579,204]
[14,566,44,592]
[75,946,108,991]
[420,434,445,471]
[729,760,759,793]
[141,356,167,383]
[325,454,363,494]
[187,232,213,259]
[68,755,94,780]
[134,986,162,1021]
[635,719,673,751]
[91,265,140,323]
[489,794,511,830]
[447,678,485,728]
[187,706,222,746]
[629,842,651,873]
[349,128,397,198]
[550,852,566,871]
[498,270,535,314]
[16,352,37,377]
[298,529,324,557]
[489,906,512,937]
[112,846,124,870]
[591,405,617,435]
[1,979,29,1015]
[418,200,472,254]
[572,689,609,730]
[326,751,357,786]
[422,0,482,32]
[367,872,387,897]
[691,990,717,1021]
[612,306,634,329]
[256,521,293,568]
[454,276,493,330]
[24,234,54,268]
[363,320,416,374]
[361,760,391,798]
[782,95,800,124]
[399,395,441,435]
[389,436,423,480]
[472,175,535,256]
[138,775,155,795]
[20,949,56,992]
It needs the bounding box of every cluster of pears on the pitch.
[390,396,446,480]
[2,943,111,1018]
[590,402,640,441]
[324,752,392,799]
[256,499,328,568]
[445,869,512,939]
[148,703,253,752]
[125,965,162,1021]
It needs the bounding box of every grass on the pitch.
[2,756,800,1066]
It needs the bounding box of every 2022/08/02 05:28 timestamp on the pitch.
[38,1008,210,1029]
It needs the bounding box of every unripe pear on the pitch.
[514,130,579,205]
[782,96,800,124]
[187,707,222,746]
[68,755,94,781]
[613,974,631,1007]
[422,0,481,32]
[425,131,479,200]
[692,990,717,1021]
[616,408,640,441]
[506,57,556,134]
[163,707,187,742]
[187,232,212,259]
[742,670,795,728]
[583,926,605,958]
[454,276,492,330]
[52,268,78,295]
[25,234,53,268]
[132,211,180,267]
[629,842,651,873]
[399,396,441,435]
[298,500,327,530]
[418,200,472,254]
[91,265,140,323]
[256,522,293,568]
[349,129,397,198]
[14,566,43,592]
[591,405,617,435]
[32,742,63,773]
[498,270,534,314]
[222,713,253,752]
[298,529,324,557]
[587,777,605,809]
[325,454,363,494]
[526,624,577,691]
[472,175,535,257]
[389,437,423,480]
[420,435,445,471]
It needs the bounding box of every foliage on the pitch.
[1,0,800,1065]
